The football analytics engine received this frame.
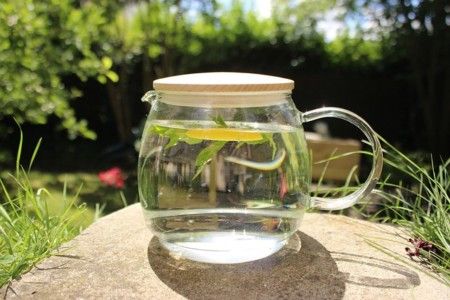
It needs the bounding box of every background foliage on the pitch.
[0,0,448,163]
[0,0,121,140]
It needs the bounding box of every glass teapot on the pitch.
[139,72,382,264]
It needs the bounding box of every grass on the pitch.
[0,130,136,288]
[0,134,88,287]
[19,171,136,216]
[313,136,449,283]
[368,137,449,282]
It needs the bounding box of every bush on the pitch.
[0,0,118,139]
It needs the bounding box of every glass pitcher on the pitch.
[138,72,382,264]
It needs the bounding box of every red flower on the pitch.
[98,167,125,189]
[405,238,434,258]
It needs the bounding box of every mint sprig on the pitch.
[149,118,278,180]
[150,125,202,149]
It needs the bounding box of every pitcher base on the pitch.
[159,232,288,264]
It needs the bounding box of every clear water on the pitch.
[138,120,310,263]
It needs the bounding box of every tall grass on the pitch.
[369,137,449,281]
[0,131,86,287]
[314,136,449,282]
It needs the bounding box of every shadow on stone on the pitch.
[148,232,346,299]
[331,252,421,289]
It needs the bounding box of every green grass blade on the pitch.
[15,124,23,177]
[27,138,42,172]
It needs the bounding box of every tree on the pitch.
[100,0,216,142]
[0,0,118,140]
[346,0,450,155]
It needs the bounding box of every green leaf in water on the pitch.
[236,133,276,159]
[195,141,226,167]
[165,137,179,149]
[149,123,278,180]
[212,115,228,128]
[150,125,202,149]
[163,128,182,149]
[263,133,277,159]
[183,137,203,145]
[193,141,226,179]
[236,141,245,149]
[150,125,170,135]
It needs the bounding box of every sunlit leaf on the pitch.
[101,56,113,69]
[106,70,119,83]
[97,75,107,84]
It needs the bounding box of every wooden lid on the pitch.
[153,72,294,93]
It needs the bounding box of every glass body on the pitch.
[138,93,382,263]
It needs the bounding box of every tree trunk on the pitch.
[106,64,133,142]
[142,53,153,93]
[432,0,450,155]
[402,0,450,155]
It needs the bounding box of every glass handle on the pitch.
[301,107,383,210]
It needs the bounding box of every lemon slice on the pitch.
[186,128,263,142]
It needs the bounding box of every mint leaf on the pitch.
[183,137,203,145]
[164,136,179,149]
[236,141,245,149]
[193,141,226,179]
[212,115,228,128]
[150,125,169,134]
[262,133,277,159]
[163,128,182,149]
[195,141,226,167]
[150,126,202,149]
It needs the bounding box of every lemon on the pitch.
[186,128,263,142]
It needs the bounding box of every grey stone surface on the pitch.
[2,204,449,299]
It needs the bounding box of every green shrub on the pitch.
[0,0,118,139]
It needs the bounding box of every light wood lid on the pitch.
[153,72,294,93]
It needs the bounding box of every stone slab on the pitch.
[2,204,449,299]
